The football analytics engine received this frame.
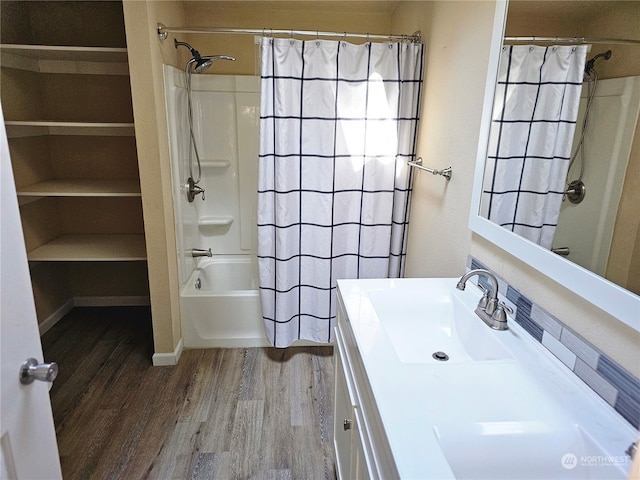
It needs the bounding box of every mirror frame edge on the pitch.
[468,0,640,333]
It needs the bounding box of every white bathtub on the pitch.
[180,256,269,348]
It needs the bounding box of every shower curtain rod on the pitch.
[157,23,421,43]
[505,36,640,46]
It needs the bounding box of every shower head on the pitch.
[174,39,236,73]
[194,55,236,73]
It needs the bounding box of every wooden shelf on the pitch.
[5,121,135,138]
[17,179,141,197]
[27,234,146,262]
[0,44,129,75]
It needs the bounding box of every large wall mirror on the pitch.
[469,0,640,332]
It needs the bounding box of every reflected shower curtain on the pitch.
[257,37,424,347]
[481,45,589,249]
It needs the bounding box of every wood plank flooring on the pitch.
[42,307,336,479]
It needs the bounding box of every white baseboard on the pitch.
[183,336,271,349]
[152,339,184,366]
[38,299,75,336]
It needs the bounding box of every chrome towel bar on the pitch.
[407,157,452,180]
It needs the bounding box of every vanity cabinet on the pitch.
[333,296,398,480]
[0,1,149,326]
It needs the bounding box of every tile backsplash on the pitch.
[468,256,640,429]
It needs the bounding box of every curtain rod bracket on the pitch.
[157,23,168,41]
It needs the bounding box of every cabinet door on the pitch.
[334,346,354,480]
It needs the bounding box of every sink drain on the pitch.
[432,351,449,361]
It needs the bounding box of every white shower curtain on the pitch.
[482,45,589,249]
[257,37,424,347]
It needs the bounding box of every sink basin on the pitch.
[430,363,629,480]
[434,422,625,479]
[368,281,512,363]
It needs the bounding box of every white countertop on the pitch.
[337,278,636,480]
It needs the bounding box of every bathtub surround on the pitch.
[257,37,424,347]
[163,68,260,287]
[467,256,640,429]
[163,69,266,347]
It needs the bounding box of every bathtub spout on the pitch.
[191,248,213,258]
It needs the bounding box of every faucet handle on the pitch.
[477,284,490,309]
[491,301,513,325]
[626,441,637,459]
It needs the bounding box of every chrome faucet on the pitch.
[456,269,510,330]
[191,248,212,258]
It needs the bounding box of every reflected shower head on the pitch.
[585,49,612,75]
[174,39,236,73]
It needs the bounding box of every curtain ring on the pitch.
[263,27,273,44]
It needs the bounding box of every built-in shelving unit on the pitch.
[1,0,149,327]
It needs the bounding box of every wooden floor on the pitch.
[42,307,336,480]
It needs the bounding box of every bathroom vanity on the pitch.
[333,278,636,479]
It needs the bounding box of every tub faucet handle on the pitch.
[187,177,205,202]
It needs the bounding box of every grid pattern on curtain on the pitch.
[481,45,589,249]
[257,37,424,347]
